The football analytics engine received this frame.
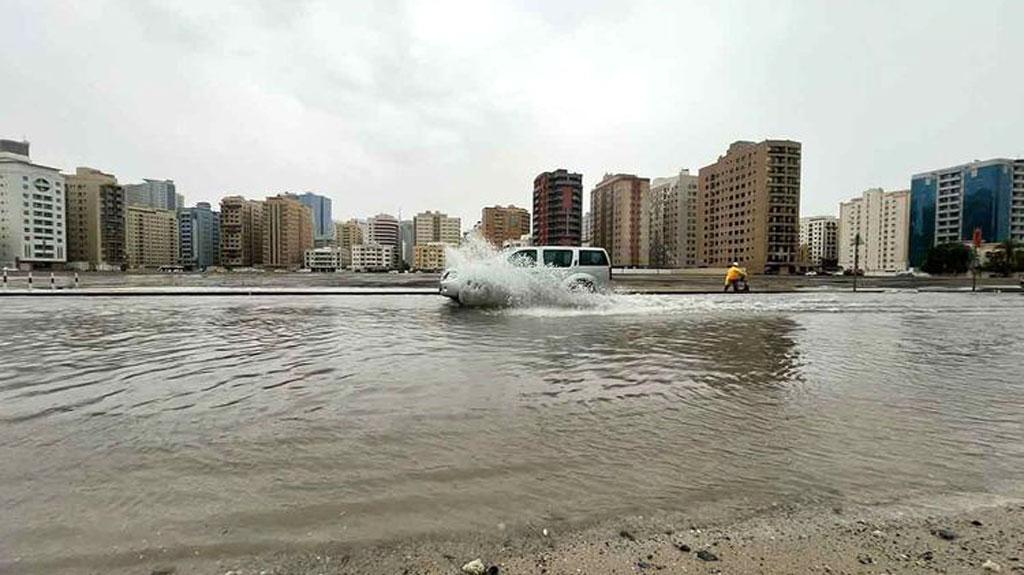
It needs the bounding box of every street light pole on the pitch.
[972,228,983,293]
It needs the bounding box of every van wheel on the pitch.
[569,279,595,293]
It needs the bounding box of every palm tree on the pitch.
[985,239,1022,276]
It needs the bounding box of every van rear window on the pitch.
[579,250,609,266]
[543,249,574,268]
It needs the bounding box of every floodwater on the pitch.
[1,292,1023,571]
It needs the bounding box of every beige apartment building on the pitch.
[64,167,126,270]
[414,211,461,246]
[125,206,178,269]
[335,219,364,267]
[590,173,650,267]
[838,188,910,272]
[413,241,447,271]
[263,195,313,268]
[220,196,264,267]
[649,169,698,268]
[697,140,802,273]
[481,205,530,247]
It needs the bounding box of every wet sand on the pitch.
[15,496,1021,574]
[210,498,1024,575]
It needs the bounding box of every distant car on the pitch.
[894,270,914,277]
[439,246,612,303]
[804,271,818,276]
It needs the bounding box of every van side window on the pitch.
[542,249,574,268]
[579,250,609,266]
[509,249,538,267]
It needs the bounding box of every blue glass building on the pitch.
[178,202,220,269]
[909,159,1023,268]
[294,193,333,242]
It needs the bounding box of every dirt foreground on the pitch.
[36,496,1014,575]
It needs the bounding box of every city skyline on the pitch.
[3,1,1021,228]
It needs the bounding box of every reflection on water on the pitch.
[0,293,1022,571]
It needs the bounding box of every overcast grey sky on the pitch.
[2,0,1021,226]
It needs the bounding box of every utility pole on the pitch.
[972,228,982,293]
[852,232,862,293]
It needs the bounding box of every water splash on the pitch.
[444,237,603,308]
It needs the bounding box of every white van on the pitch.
[439,246,611,302]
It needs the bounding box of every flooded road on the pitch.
[1,292,1022,571]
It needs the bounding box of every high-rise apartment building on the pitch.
[590,173,651,267]
[649,169,698,268]
[125,206,178,269]
[581,211,592,246]
[698,140,802,273]
[219,196,265,268]
[799,215,839,269]
[533,169,583,246]
[99,184,126,271]
[413,211,461,245]
[64,167,125,270]
[838,188,910,273]
[263,195,313,268]
[125,179,179,210]
[179,202,220,270]
[367,213,400,269]
[0,139,66,269]
[335,219,364,268]
[909,158,1024,268]
[293,192,333,242]
[481,205,530,247]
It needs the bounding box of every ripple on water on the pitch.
[0,293,1021,567]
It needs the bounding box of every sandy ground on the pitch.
[13,496,1022,575]
[215,498,1024,575]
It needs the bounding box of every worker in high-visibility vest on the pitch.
[724,262,747,292]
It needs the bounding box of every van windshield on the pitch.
[578,250,609,266]
[542,249,574,268]
[508,249,538,267]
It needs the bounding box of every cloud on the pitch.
[1,0,1021,226]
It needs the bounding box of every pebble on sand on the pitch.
[982,559,1002,572]
[462,559,486,575]
[932,528,958,541]
[696,549,719,562]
